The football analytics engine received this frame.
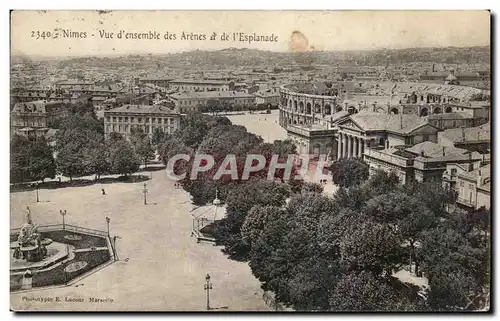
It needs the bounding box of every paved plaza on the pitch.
[225,110,287,143]
[10,112,338,311]
[10,168,269,311]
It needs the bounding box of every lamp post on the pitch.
[105,216,110,237]
[60,210,67,230]
[35,183,39,203]
[143,183,148,205]
[204,274,212,311]
[112,236,121,261]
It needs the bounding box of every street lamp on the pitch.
[35,183,40,203]
[142,183,148,205]
[60,210,67,230]
[204,274,213,311]
[112,236,121,261]
[105,216,110,237]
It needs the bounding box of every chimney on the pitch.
[477,169,482,186]
[442,147,445,156]
[420,150,425,157]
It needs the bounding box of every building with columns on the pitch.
[104,104,181,140]
[335,112,440,160]
[278,80,489,129]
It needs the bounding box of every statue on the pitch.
[13,206,47,262]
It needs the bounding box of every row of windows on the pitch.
[178,98,254,106]
[173,85,227,92]
[106,116,174,124]
[106,124,175,133]
[13,119,46,126]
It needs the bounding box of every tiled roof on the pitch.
[349,111,433,134]
[406,141,483,162]
[105,105,179,114]
[170,79,228,85]
[440,123,490,143]
[170,91,254,99]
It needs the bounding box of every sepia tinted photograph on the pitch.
[9,10,491,312]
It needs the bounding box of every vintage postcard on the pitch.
[10,10,491,312]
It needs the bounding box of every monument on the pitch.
[12,207,49,262]
[10,207,114,292]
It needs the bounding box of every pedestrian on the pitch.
[101,188,106,195]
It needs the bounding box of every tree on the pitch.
[401,181,453,218]
[329,271,419,311]
[288,258,344,311]
[419,227,489,311]
[10,135,31,183]
[133,134,155,167]
[152,127,170,149]
[246,194,338,306]
[26,137,56,182]
[55,139,87,182]
[332,186,370,212]
[84,136,110,180]
[300,182,324,195]
[331,158,369,188]
[339,219,404,277]
[241,205,285,250]
[54,113,106,181]
[215,179,290,259]
[364,169,400,197]
[364,192,437,274]
[109,140,141,176]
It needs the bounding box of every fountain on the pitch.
[12,207,50,262]
[10,207,114,292]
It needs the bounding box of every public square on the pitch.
[225,111,287,143]
[10,164,269,311]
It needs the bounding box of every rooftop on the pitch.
[440,123,490,143]
[348,111,434,134]
[105,105,179,115]
[170,79,229,85]
[170,91,254,99]
[424,112,471,121]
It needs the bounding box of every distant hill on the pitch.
[11,46,491,67]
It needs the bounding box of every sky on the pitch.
[10,10,491,58]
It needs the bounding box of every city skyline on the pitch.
[11,10,491,58]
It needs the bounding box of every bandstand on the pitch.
[190,192,225,245]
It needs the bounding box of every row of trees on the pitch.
[168,114,489,311]
[11,109,156,184]
[234,165,489,311]
[158,113,489,311]
[156,114,306,259]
